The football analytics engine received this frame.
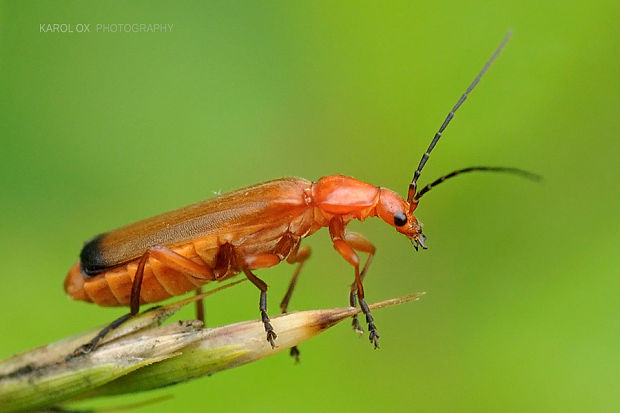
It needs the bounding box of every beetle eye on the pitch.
[394,211,407,226]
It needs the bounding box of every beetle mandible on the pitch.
[65,31,538,355]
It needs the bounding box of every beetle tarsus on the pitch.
[266,330,277,348]
[369,329,380,349]
[259,289,277,348]
[261,309,278,348]
[359,297,380,349]
[349,291,364,334]
[69,342,94,360]
[67,312,134,360]
[352,317,364,335]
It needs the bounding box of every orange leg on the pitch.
[329,217,379,348]
[71,246,214,357]
[343,232,376,335]
[148,246,214,281]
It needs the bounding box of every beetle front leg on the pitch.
[344,232,376,336]
[329,218,380,348]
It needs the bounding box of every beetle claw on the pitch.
[266,329,277,348]
[351,315,364,335]
[67,340,97,360]
[262,313,278,348]
[70,343,94,359]
[369,329,380,349]
[290,346,301,363]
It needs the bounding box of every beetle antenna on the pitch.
[407,31,513,207]
[415,166,541,200]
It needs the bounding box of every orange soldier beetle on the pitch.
[65,32,538,356]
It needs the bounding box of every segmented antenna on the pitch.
[407,31,513,206]
[414,166,541,200]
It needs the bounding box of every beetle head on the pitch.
[376,188,427,250]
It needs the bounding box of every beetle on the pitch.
[65,32,538,355]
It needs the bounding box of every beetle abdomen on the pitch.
[66,243,210,306]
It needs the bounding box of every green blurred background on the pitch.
[1,1,618,411]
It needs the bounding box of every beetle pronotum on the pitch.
[65,31,538,356]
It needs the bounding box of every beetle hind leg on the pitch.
[69,313,133,358]
[71,246,214,358]
[70,250,151,358]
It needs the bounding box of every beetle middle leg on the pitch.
[71,246,214,357]
[244,269,277,348]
